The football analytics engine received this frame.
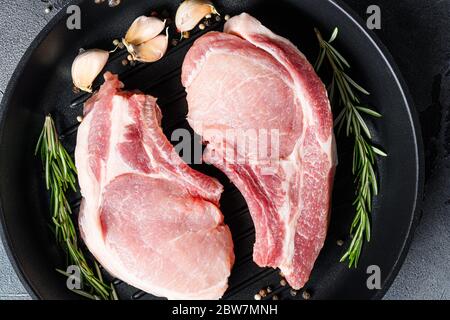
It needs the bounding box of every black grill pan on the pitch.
[0,0,423,300]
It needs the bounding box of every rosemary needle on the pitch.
[36,115,117,300]
[314,28,387,267]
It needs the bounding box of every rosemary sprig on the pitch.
[35,115,118,300]
[314,28,387,267]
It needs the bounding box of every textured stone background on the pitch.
[0,0,449,300]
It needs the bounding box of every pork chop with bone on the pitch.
[182,13,337,289]
[75,72,234,300]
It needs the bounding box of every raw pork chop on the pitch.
[182,13,336,289]
[75,72,234,300]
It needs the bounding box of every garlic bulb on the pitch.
[128,28,169,63]
[124,16,166,45]
[71,49,109,92]
[175,0,218,33]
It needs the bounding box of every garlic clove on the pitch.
[124,15,166,45]
[71,49,109,93]
[175,0,218,33]
[129,28,169,63]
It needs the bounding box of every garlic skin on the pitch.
[124,16,166,45]
[175,0,218,33]
[123,15,168,63]
[71,49,109,93]
[128,28,169,63]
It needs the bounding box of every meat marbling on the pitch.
[75,72,234,300]
[182,13,337,289]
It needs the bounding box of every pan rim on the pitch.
[0,0,85,300]
[0,0,424,300]
[326,0,424,300]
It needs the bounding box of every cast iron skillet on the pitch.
[0,0,423,300]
